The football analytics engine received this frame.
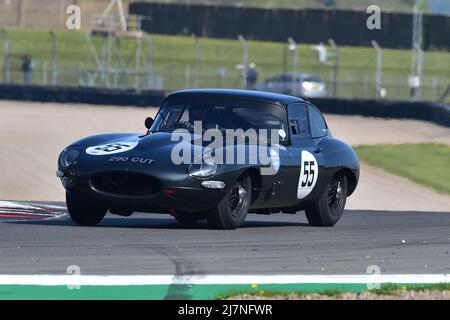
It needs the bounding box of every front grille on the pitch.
[90,172,161,197]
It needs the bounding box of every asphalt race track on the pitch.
[1,201,449,276]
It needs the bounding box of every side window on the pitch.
[287,103,310,139]
[308,106,327,138]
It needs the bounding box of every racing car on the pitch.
[57,89,359,229]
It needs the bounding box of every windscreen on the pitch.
[150,97,288,141]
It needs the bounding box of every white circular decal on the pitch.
[297,151,319,199]
[86,141,138,156]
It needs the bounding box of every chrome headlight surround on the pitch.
[188,157,219,179]
[59,147,81,168]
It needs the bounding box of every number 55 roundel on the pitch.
[297,151,319,199]
[86,141,138,155]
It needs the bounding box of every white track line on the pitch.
[0,201,42,210]
[0,201,65,210]
[0,274,449,286]
[0,201,66,222]
[0,210,63,217]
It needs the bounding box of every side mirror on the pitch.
[145,117,154,129]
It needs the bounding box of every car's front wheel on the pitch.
[66,192,107,227]
[305,175,347,227]
[206,174,252,230]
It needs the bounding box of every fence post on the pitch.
[238,35,248,90]
[328,39,339,98]
[410,0,424,102]
[288,37,298,95]
[371,40,383,99]
[134,35,142,91]
[42,61,48,85]
[50,31,58,86]
[2,30,10,84]
[146,35,153,89]
[194,35,201,89]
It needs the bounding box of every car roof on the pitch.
[167,89,306,105]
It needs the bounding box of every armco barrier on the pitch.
[0,84,448,127]
[0,85,165,107]
[311,97,450,128]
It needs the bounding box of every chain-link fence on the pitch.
[1,28,449,103]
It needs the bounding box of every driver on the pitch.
[189,106,218,130]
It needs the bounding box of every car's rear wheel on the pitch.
[173,212,206,225]
[206,174,252,230]
[305,175,347,227]
[66,192,107,227]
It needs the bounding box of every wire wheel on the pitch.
[207,173,252,229]
[327,178,344,213]
[228,178,248,218]
[305,175,348,227]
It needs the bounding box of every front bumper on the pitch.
[58,169,228,214]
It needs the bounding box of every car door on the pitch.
[253,102,304,208]
[280,103,326,206]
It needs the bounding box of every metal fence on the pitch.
[1,29,449,104]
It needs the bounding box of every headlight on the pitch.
[188,157,219,178]
[59,148,81,168]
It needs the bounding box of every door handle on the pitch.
[314,147,322,153]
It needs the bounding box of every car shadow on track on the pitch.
[5,215,310,230]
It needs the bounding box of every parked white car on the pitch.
[257,73,326,98]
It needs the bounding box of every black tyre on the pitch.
[206,174,252,230]
[305,175,348,227]
[173,212,206,225]
[66,192,107,227]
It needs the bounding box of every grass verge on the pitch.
[219,283,450,300]
[354,143,450,194]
